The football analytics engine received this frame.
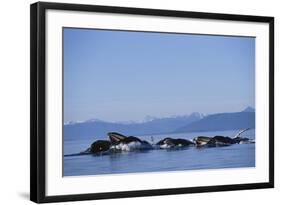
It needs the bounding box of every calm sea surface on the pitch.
[63,129,255,176]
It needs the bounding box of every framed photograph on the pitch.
[30,2,274,203]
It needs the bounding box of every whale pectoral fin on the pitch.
[233,128,250,138]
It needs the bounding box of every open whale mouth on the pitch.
[108,132,127,144]
[193,136,212,145]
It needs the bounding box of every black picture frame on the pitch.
[30,2,274,203]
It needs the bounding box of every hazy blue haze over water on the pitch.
[64,129,255,176]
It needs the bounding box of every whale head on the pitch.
[108,132,127,144]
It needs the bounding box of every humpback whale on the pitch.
[108,132,153,152]
[73,133,153,155]
[156,137,194,149]
[206,136,234,146]
[193,128,252,147]
[193,136,212,146]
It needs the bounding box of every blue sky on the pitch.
[64,28,255,122]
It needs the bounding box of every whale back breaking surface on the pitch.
[90,140,111,154]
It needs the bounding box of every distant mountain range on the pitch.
[64,112,204,140]
[64,107,255,140]
[242,106,255,112]
[174,110,255,133]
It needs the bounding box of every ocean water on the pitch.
[63,129,255,176]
